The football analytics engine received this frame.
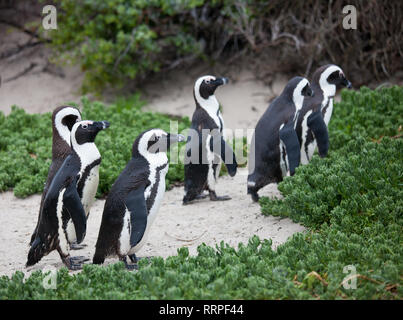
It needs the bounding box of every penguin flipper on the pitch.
[209,133,238,177]
[125,186,148,248]
[279,122,301,175]
[307,111,329,158]
[63,179,87,244]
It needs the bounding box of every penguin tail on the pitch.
[29,229,37,247]
[26,237,46,267]
[92,250,105,265]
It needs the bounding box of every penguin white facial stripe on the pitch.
[292,79,309,112]
[55,108,82,146]
[319,65,342,98]
[138,130,169,167]
[194,76,221,128]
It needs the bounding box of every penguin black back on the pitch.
[247,77,313,202]
[29,106,81,246]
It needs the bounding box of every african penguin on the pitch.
[27,120,109,270]
[29,106,82,247]
[247,77,314,202]
[93,129,185,269]
[183,75,237,205]
[296,64,352,165]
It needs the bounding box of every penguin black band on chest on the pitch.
[183,75,238,205]
[247,77,314,202]
[93,129,184,269]
[27,120,109,270]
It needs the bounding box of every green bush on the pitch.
[329,86,403,150]
[260,138,403,230]
[0,95,190,198]
[1,219,400,299]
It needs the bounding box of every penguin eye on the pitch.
[205,79,210,84]
[82,124,88,129]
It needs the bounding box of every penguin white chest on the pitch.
[278,124,289,177]
[323,98,333,127]
[65,165,100,243]
[80,165,100,216]
[300,110,317,165]
[126,164,169,255]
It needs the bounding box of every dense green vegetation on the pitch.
[0,95,190,197]
[43,0,401,91]
[0,86,401,299]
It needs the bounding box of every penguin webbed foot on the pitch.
[63,256,85,270]
[247,188,260,202]
[121,256,138,271]
[195,192,208,200]
[209,191,231,201]
[250,192,260,202]
[128,254,138,263]
[70,242,87,250]
[70,255,90,263]
[128,254,154,264]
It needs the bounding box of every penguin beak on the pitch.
[343,79,352,89]
[214,77,229,87]
[93,121,110,131]
[101,121,110,129]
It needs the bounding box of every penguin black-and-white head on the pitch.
[315,65,352,96]
[282,77,314,112]
[53,106,82,146]
[134,129,185,159]
[194,75,228,102]
[71,120,109,148]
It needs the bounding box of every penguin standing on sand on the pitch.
[93,129,185,269]
[183,75,237,205]
[29,106,82,247]
[296,64,352,164]
[247,77,314,202]
[27,120,109,270]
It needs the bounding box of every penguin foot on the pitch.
[209,191,231,201]
[128,254,138,263]
[63,256,84,270]
[70,255,90,263]
[128,254,153,264]
[195,193,208,200]
[120,256,138,271]
[250,192,260,202]
[183,192,207,205]
[70,242,87,250]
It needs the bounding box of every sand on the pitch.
[0,28,305,277]
[0,169,305,278]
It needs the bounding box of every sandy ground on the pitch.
[0,168,305,278]
[0,28,306,278]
